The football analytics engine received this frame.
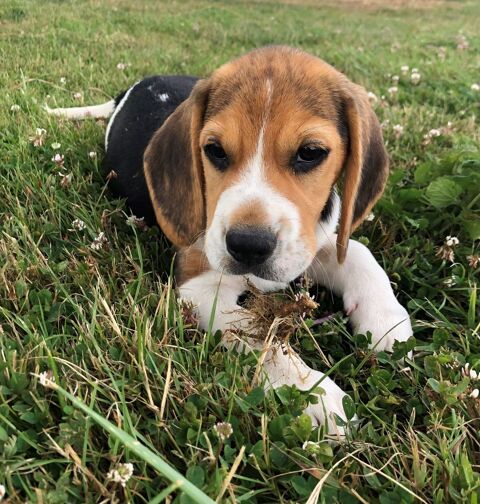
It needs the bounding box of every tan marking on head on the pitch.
[228,200,270,228]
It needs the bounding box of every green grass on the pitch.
[1,0,479,502]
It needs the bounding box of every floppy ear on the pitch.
[336,84,389,263]
[144,79,210,247]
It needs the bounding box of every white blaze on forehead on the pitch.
[247,77,272,181]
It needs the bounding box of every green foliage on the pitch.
[1,0,479,502]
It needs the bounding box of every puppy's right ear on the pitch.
[144,79,210,247]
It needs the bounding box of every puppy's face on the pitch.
[200,50,349,282]
[144,47,388,284]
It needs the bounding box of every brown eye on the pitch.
[292,145,329,173]
[204,142,229,171]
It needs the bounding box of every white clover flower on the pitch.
[73,92,83,100]
[471,83,480,92]
[214,422,233,441]
[393,124,404,139]
[445,236,459,247]
[10,104,20,112]
[367,91,378,104]
[72,219,86,231]
[388,86,398,96]
[436,244,454,263]
[52,153,65,167]
[366,212,375,221]
[424,128,442,142]
[106,462,134,487]
[90,231,108,251]
[60,77,67,85]
[116,62,128,70]
[51,142,61,150]
[410,71,421,85]
[401,64,409,75]
[470,369,478,380]
[391,75,399,84]
[456,35,469,50]
[30,128,47,147]
[39,370,55,388]
[470,389,479,399]
[467,254,480,268]
[88,151,97,159]
[126,215,145,228]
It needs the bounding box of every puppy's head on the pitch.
[144,47,388,283]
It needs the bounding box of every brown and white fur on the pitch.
[48,46,412,438]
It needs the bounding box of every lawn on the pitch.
[1,0,479,502]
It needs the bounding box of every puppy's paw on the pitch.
[290,369,351,438]
[210,305,255,334]
[347,295,412,352]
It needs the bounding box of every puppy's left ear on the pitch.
[337,83,389,263]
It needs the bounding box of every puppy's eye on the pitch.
[292,145,329,173]
[204,142,229,171]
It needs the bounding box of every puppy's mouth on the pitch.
[205,226,312,283]
[223,258,279,281]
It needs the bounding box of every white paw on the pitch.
[346,294,412,352]
[207,305,254,334]
[264,351,351,437]
[178,270,254,334]
[301,371,350,438]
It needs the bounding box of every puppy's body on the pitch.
[49,46,412,438]
[105,76,199,226]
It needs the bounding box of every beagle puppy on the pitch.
[49,46,412,436]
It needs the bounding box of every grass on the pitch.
[1,0,479,502]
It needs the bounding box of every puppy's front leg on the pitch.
[176,246,283,334]
[308,234,412,351]
[178,267,349,436]
[178,268,252,334]
[257,343,350,435]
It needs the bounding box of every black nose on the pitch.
[226,227,277,266]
